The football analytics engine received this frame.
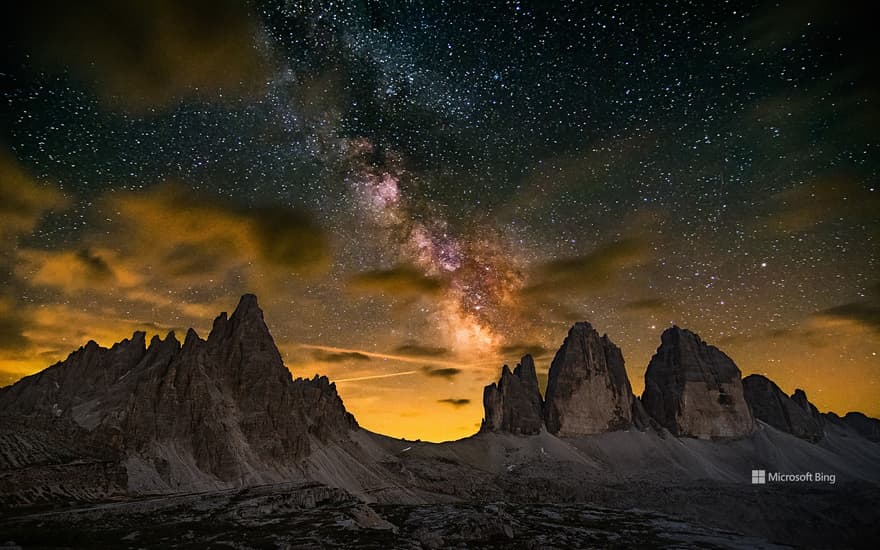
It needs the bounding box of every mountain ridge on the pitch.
[2,294,879,548]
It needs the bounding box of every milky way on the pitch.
[1,1,878,440]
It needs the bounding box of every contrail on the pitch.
[290,343,507,373]
[333,370,419,383]
[295,343,463,366]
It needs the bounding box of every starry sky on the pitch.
[1,0,878,441]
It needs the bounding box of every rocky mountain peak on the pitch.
[790,388,824,423]
[208,294,273,349]
[742,375,823,442]
[183,327,202,349]
[543,323,634,436]
[642,327,753,438]
[482,354,543,435]
[0,294,358,493]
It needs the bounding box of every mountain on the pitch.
[3,302,880,548]
[481,355,543,435]
[0,295,395,507]
[642,326,754,438]
[543,322,635,435]
[743,374,823,442]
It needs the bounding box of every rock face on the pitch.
[0,294,357,499]
[642,327,753,439]
[840,412,880,442]
[543,323,634,436]
[482,355,544,435]
[791,389,824,424]
[742,375,823,442]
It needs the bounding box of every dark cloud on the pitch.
[421,366,461,379]
[107,183,331,276]
[311,350,372,363]
[498,343,550,359]
[0,312,31,352]
[523,239,650,298]
[437,398,470,407]
[348,265,443,297]
[395,344,451,357]
[816,301,880,332]
[11,0,267,109]
[160,244,228,278]
[74,249,115,283]
[249,207,330,273]
[763,179,880,234]
[622,298,666,312]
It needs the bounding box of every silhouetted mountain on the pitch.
[0,295,357,503]
[743,374,823,442]
[481,355,543,435]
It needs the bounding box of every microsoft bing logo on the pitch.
[751,469,766,484]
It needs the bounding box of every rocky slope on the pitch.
[642,326,754,438]
[543,322,635,436]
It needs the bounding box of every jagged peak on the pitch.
[569,321,596,334]
[183,328,203,350]
[147,334,163,349]
[512,355,538,385]
[232,293,262,322]
[108,331,146,354]
[208,294,271,347]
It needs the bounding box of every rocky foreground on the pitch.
[0,482,796,549]
[2,295,879,548]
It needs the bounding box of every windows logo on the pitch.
[751,469,766,484]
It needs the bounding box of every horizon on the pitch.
[1,1,878,442]
[5,292,876,443]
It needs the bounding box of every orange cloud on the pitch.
[0,153,69,243]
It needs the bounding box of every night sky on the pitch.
[1,0,878,441]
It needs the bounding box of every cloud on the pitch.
[107,184,329,276]
[421,366,461,379]
[311,350,372,363]
[0,298,31,351]
[394,343,451,358]
[437,398,470,407]
[763,179,880,234]
[815,301,880,333]
[498,343,550,359]
[11,184,330,343]
[622,298,666,312]
[348,265,443,298]
[17,248,135,293]
[522,238,651,298]
[249,207,330,271]
[0,153,69,244]
[13,0,268,109]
